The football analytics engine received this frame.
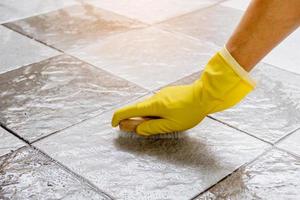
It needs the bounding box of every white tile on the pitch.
[35,109,269,200]
[0,127,25,156]
[277,129,300,157]
[0,0,77,23]
[221,0,251,11]
[70,27,219,90]
[84,0,221,23]
[0,26,60,74]
[263,29,300,75]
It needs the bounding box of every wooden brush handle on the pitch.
[119,117,152,133]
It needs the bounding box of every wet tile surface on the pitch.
[86,0,222,24]
[35,110,268,200]
[158,5,242,47]
[71,27,218,90]
[277,129,300,157]
[0,0,77,24]
[211,64,300,143]
[0,127,25,157]
[5,4,146,52]
[0,146,111,200]
[196,149,300,200]
[0,54,147,142]
[0,26,60,74]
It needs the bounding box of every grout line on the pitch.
[0,122,30,144]
[207,116,273,145]
[274,146,300,160]
[274,127,300,145]
[31,92,151,144]
[33,146,115,199]
[190,145,274,199]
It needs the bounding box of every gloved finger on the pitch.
[136,119,178,136]
[111,100,157,127]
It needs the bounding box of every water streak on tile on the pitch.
[196,149,300,200]
[0,127,25,157]
[83,0,222,24]
[0,26,60,74]
[35,109,268,200]
[5,4,146,52]
[0,147,110,200]
[0,54,147,142]
[70,27,219,90]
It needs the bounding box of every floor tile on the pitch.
[0,0,77,24]
[0,146,111,200]
[0,127,25,157]
[70,27,219,90]
[212,63,300,143]
[35,109,268,200]
[5,4,146,52]
[0,54,147,142]
[0,26,60,74]
[221,0,251,11]
[277,129,300,157]
[84,0,222,24]
[263,30,300,75]
[158,5,242,47]
[196,149,300,200]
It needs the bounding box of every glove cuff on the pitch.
[219,46,256,88]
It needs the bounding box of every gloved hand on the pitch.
[112,47,256,136]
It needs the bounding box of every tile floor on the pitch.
[0,0,299,199]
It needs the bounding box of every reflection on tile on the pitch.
[0,147,110,200]
[0,127,25,157]
[6,4,145,52]
[85,0,221,24]
[277,130,300,157]
[158,5,242,47]
[0,54,147,142]
[263,30,300,75]
[35,109,268,200]
[196,149,300,200]
[0,0,77,23]
[71,27,218,90]
[211,64,300,143]
[167,71,201,87]
[0,26,59,74]
[221,0,251,11]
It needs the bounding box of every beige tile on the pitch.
[0,127,25,157]
[85,0,222,24]
[70,27,219,90]
[0,54,147,142]
[35,109,268,200]
[158,5,242,47]
[6,4,146,52]
[0,0,77,23]
[0,26,60,74]
[277,129,300,157]
[196,149,300,200]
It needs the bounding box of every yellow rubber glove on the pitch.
[112,47,256,136]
